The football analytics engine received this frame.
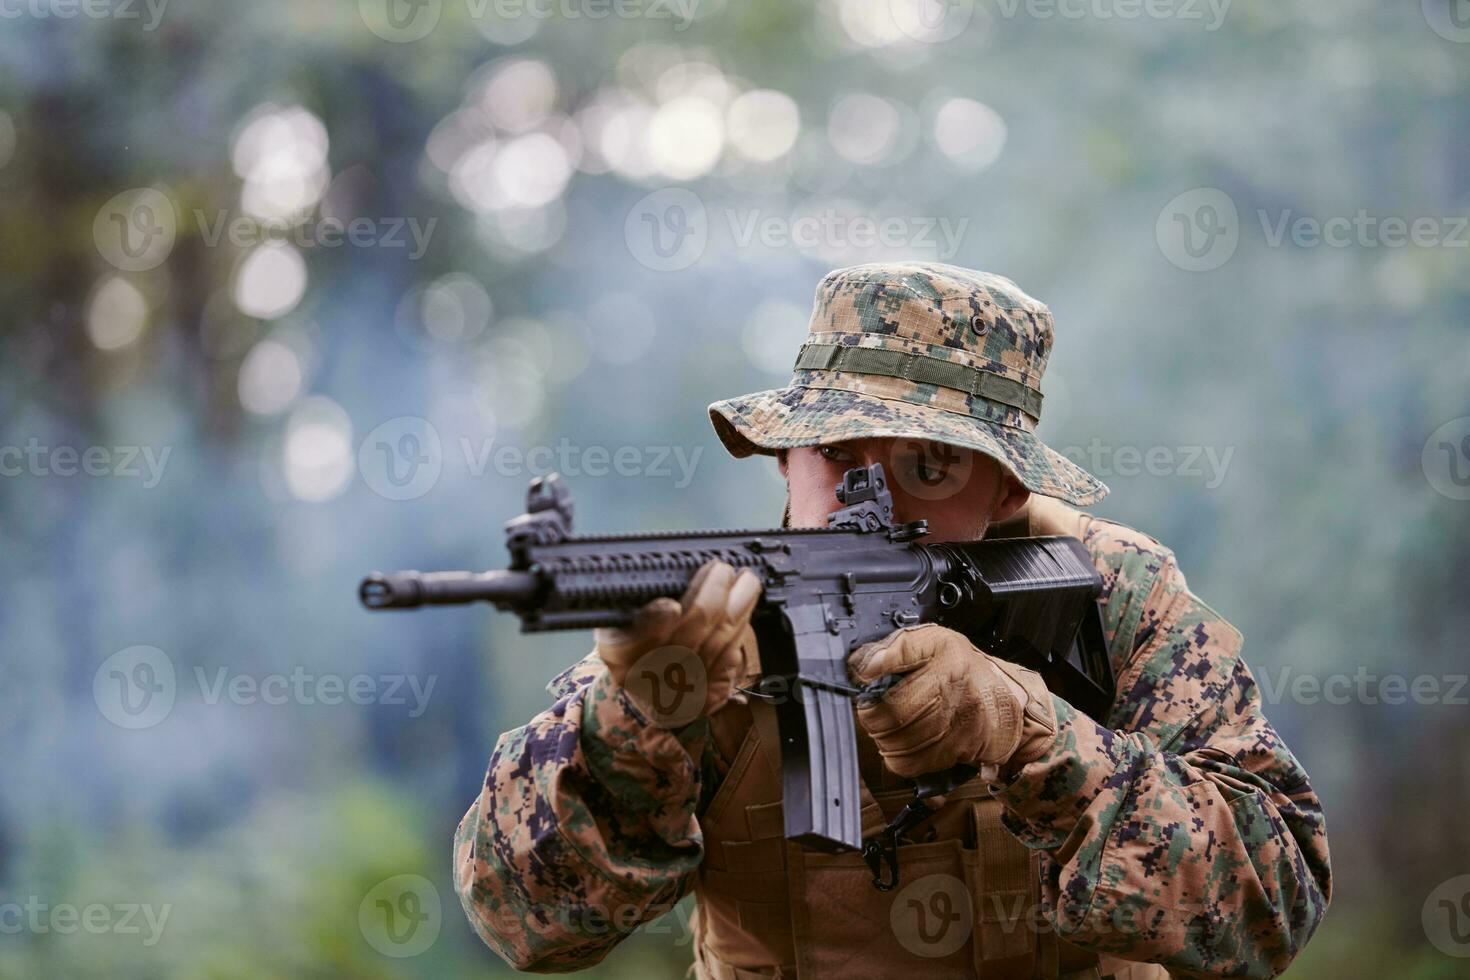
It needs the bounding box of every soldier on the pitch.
[452,263,1331,978]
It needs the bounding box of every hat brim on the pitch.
[709,386,1107,507]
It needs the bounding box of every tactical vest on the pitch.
[688,499,1171,980]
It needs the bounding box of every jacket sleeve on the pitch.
[992,522,1331,979]
[453,652,714,972]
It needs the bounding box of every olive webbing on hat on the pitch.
[793,342,1045,421]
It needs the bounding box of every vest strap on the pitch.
[973,802,1036,968]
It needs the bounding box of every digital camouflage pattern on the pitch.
[993,514,1331,977]
[453,508,1332,977]
[455,264,1328,975]
[455,663,714,969]
[708,262,1108,506]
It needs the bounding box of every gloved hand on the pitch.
[847,624,1058,780]
[595,560,762,728]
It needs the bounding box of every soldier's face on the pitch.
[779,438,1030,543]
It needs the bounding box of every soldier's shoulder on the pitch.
[1081,512,1181,656]
[546,651,604,702]
[1024,496,1176,586]
[1026,497,1205,663]
[1080,513,1178,587]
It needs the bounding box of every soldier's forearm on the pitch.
[453,665,709,971]
[993,697,1330,978]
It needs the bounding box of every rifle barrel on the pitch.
[358,570,540,610]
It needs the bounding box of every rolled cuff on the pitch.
[580,668,711,817]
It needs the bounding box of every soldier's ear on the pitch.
[991,472,1030,525]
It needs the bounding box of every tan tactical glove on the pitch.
[848,624,1058,781]
[595,560,762,728]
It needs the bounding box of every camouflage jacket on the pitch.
[453,511,1332,978]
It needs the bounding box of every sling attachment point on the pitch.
[858,758,980,892]
[861,798,933,891]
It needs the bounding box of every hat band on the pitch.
[793,343,1044,421]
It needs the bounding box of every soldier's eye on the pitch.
[818,445,850,463]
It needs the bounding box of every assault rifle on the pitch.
[359,464,1114,890]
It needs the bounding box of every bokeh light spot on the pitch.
[233,243,308,320]
[238,339,305,416]
[649,96,725,180]
[828,93,899,165]
[727,90,801,163]
[933,98,1007,172]
[283,396,354,502]
[86,276,148,351]
[422,274,493,343]
[477,59,558,134]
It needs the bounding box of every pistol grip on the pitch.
[911,763,981,800]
